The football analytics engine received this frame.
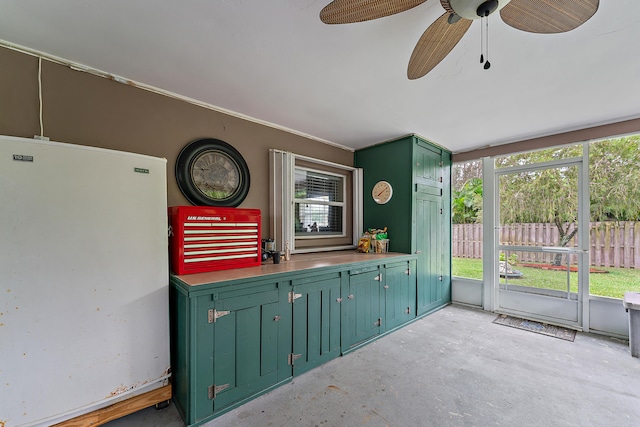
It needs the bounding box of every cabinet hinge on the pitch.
[439,208,443,214]
[208,308,231,323]
[439,161,443,167]
[374,274,382,281]
[405,268,411,275]
[208,383,229,400]
[438,176,443,182]
[406,306,411,314]
[288,292,302,303]
[336,297,343,303]
[288,353,302,366]
[439,275,443,281]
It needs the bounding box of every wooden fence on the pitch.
[452,221,640,269]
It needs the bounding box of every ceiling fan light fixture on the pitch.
[442,0,511,20]
[477,0,499,17]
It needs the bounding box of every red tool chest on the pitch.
[168,206,261,275]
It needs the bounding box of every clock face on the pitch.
[372,180,393,204]
[191,150,242,201]
[175,139,250,207]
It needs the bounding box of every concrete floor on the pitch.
[106,304,640,427]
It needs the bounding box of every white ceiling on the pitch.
[0,0,638,153]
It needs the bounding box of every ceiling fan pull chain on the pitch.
[480,15,484,63]
[483,13,491,70]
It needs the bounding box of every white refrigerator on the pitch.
[0,135,170,426]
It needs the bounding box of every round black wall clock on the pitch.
[175,138,250,207]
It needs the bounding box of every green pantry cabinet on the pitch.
[354,134,452,316]
[170,252,416,426]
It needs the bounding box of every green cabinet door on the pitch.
[414,142,451,315]
[211,287,281,413]
[384,260,416,330]
[414,140,443,315]
[415,192,446,314]
[343,268,383,349]
[291,273,342,375]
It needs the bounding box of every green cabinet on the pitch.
[342,259,417,350]
[343,266,383,349]
[170,279,292,426]
[170,252,417,426]
[291,273,342,376]
[355,135,452,317]
[211,285,283,412]
[384,260,417,330]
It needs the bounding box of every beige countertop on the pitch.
[172,250,412,287]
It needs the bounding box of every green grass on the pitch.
[452,257,483,280]
[452,257,640,299]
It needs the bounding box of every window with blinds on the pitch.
[269,149,363,254]
[294,168,345,237]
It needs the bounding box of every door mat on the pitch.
[493,314,577,341]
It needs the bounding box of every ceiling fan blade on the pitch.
[320,0,428,24]
[500,0,599,34]
[407,12,472,80]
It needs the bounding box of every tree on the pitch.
[589,136,640,221]
[453,160,482,191]
[452,177,483,224]
[452,160,483,224]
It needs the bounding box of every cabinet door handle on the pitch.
[384,285,389,289]
[415,251,422,254]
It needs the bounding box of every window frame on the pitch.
[270,149,363,254]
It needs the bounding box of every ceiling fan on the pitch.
[320,0,599,79]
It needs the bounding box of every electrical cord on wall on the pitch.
[38,57,45,139]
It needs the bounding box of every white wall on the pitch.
[452,278,630,339]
